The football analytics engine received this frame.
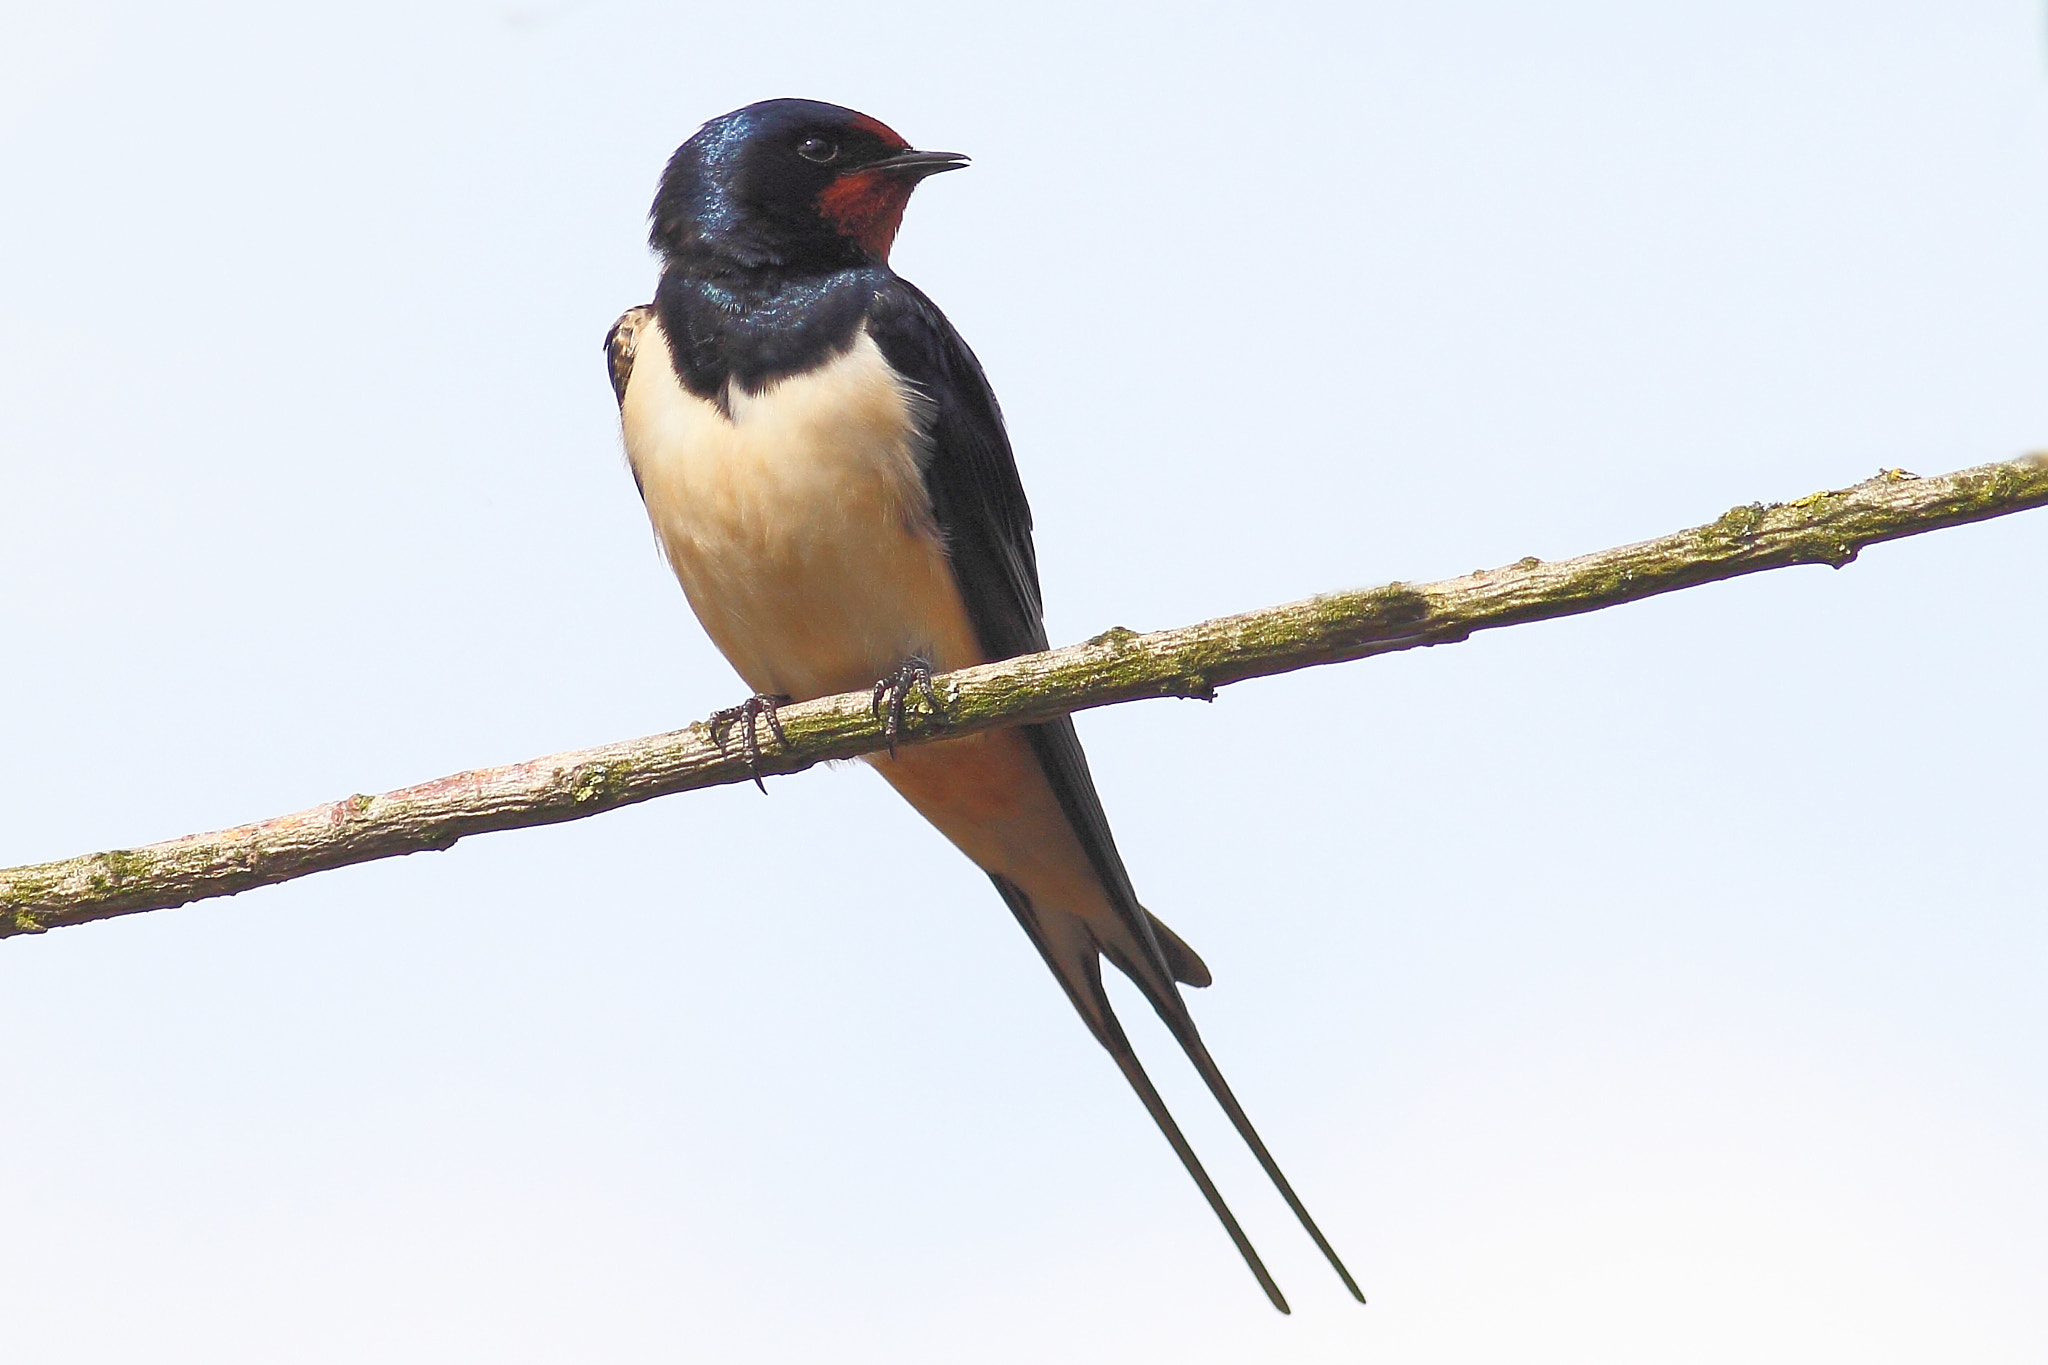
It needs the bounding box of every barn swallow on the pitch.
[605,98,1360,1313]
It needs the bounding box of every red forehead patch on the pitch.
[847,112,910,150]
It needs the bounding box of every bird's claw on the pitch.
[870,654,944,758]
[708,692,792,793]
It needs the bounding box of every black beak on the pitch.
[868,148,971,180]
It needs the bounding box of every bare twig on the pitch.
[5,454,2043,940]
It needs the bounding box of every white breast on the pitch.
[620,316,984,702]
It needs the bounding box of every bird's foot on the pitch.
[708,692,792,793]
[870,654,945,758]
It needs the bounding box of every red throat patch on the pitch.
[817,170,915,262]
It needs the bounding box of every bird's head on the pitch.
[651,99,967,274]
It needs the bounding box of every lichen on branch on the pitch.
[4,453,2043,940]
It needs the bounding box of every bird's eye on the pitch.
[796,136,838,164]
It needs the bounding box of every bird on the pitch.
[604,97,1360,1313]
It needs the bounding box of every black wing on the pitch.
[863,278,1173,982]
[866,278,1363,1311]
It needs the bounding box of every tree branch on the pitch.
[5,454,2043,940]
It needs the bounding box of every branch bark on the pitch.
[5,454,2044,940]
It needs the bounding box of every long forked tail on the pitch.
[1095,926,1367,1305]
[1162,1014,1366,1303]
[992,876,1356,1313]
[993,876,1289,1311]
[1100,996,1292,1314]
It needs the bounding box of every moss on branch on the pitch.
[4,453,2044,940]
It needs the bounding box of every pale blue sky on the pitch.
[2,2,2045,1360]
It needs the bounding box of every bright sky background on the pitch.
[2,2,2044,1361]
